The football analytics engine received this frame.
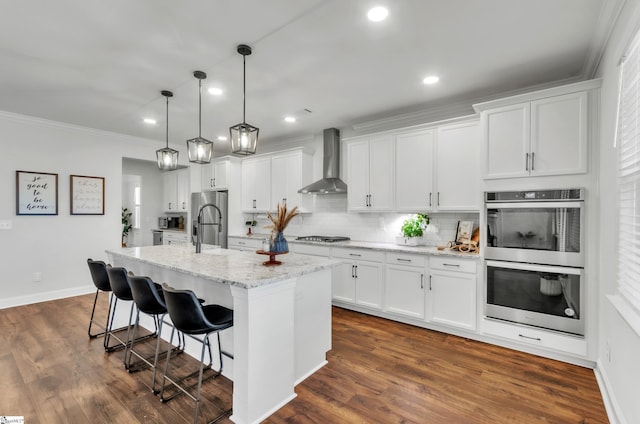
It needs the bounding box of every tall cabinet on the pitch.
[346,134,394,212]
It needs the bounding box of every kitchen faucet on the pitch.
[195,203,223,253]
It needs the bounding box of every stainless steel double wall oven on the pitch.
[484,189,585,335]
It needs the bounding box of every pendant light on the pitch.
[230,44,258,155]
[187,71,213,163]
[156,90,179,170]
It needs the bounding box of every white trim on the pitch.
[0,285,94,309]
[607,293,640,337]
[595,360,626,424]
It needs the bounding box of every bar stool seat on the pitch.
[160,284,233,424]
[106,266,158,365]
[87,258,128,352]
[128,275,185,392]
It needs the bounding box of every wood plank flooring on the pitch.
[0,294,608,423]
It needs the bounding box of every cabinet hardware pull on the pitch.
[182,202,186,209]
[349,253,362,257]
[518,334,541,341]
[525,153,529,171]
[210,178,214,187]
[364,195,368,207]
[168,202,172,210]
[213,178,216,186]
[253,199,256,209]
[420,273,424,289]
[429,192,432,207]
[429,275,432,290]
[397,258,411,262]
[443,263,460,267]
[354,265,358,278]
[351,265,355,278]
[437,192,440,206]
[531,152,535,171]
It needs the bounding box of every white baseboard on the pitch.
[595,360,625,424]
[0,285,95,309]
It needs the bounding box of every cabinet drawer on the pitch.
[386,252,427,268]
[228,237,260,249]
[332,247,384,262]
[429,257,477,273]
[482,318,587,356]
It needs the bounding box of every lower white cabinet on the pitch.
[427,257,477,331]
[163,231,188,245]
[332,247,384,310]
[384,253,427,319]
[291,243,331,257]
[228,237,261,252]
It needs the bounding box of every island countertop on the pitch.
[106,243,340,289]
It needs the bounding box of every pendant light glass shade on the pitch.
[187,71,213,164]
[157,90,179,170]
[230,44,258,155]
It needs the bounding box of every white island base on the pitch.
[107,245,334,424]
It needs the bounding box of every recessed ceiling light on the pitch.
[423,75,440,85]
[217,136,227,141]
[284,116,296,123]
[367,6,388,22]
[208,87,223,96]
[143,118,156,124]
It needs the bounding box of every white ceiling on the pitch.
[0,0,619,154]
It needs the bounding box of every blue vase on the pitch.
[271,232,288,253]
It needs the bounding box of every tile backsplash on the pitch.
[245,194,479,247]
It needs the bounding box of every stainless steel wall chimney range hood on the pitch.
[298,128,347,194]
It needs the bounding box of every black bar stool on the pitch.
[160,284,233,424]
[128,275,185,392]
[87,258,128,352]
[106,266,158,366]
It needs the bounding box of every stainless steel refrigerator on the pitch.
[190,191,228,248]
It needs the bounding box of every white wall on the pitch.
[0,111,185,307]
[595,0,640,423]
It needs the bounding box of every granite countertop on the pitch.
[106,244,340,289]
[229,233,481,259]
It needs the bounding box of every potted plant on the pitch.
[122,207,132,247]
[398,213,430,246]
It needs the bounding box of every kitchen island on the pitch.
[106,244,338,424]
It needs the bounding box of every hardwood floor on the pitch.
[0,294,608,423]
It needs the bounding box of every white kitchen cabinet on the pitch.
[479,90,588,179]
[395,130,434,211]
[228,236,261,252]
[346,135,394,212]
[270,149,313,213]
[332,247,384,309]
[163,231,189,245]
[241,156,271,212]
[162,169,189,212]
[202,159,230,190]
[384,253,427,319]
[427,257,477,331]
[435,121,481,210]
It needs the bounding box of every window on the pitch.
[614,28,640,333]
[133,186,141,229]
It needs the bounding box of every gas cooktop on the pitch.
[296,235,351,243]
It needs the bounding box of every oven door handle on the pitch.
[485,260,582,275]
[486,201,582,209]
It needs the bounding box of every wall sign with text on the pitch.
[70,175,105,215]
[16,170,58,215]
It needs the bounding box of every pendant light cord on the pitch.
[243,53,246,124]
[165,95,169,148]
[198,78,202,137]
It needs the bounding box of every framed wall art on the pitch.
[70,175,105,215]
[455,220,474,244]
[16,170,58,215]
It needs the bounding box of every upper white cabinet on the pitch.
[241,156,271,212]
[163,169,189,212]
[346,135,394,212]
[395,130,434,211]
[270,149,313,213]
[395,121,481,212]
[474,81,595,179]
[435,121,481,210]
[202,158,230,190]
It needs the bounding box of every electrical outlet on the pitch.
[0,220,12,230]
[33,272,42,282]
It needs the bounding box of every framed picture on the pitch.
[70,175,105,215]
[455,220,474,244]
[16,170,58,215]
